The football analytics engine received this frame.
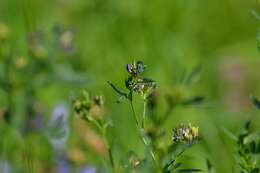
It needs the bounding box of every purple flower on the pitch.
[78,166,96,173]
[126,64,133,73]
[0,159,12,173]
[57,158,70,173]
[48,103,69,151]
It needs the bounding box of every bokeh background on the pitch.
[0,0,260,172]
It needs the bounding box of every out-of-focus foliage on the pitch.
[0,0,260,172]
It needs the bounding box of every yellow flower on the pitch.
[173,123,199,143]
[191,126,199,137]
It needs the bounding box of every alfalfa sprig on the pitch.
[108,60,158,167]
[162,123,201,173]
[73,91,115,170]
[172,123,199,144]
[108,60,156,128]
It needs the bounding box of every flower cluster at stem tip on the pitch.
[125,60,156,98]
[73,91,104,120]
[172,123,199,144]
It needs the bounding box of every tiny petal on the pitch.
[126,64,133,73]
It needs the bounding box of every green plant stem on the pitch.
[130,100,139,127]
[91,118,115,172]
[104,134,115,172]
[142,99,147,128]
[108,147,115,169]
[103,128,115,171]
[129,98,157,167]
[3,48,14,123]
[140,136,156,162]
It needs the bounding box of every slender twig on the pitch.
[142,99,147,128]
[91,118,115,172]
[129,96,157,166]
[2,46,14,123]
[129,100,139,127]
[140,136,156,162]
[108,147,115,169]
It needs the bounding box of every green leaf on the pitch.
[251,168,260,173]
[251,10,260,21]
[221,127,238,142]
[116,95,126,103]
[251,96,260,109]
[257,29,260,52]
[244,119,251,130]
[172,162,182,170]
[177,168,203,172]
[257,142,260,153]
[206,158,213,172]
[181,96,205,106]
[107,81,127,97]
[185,65,202,85]
[250,141,257,153]
[82,90,90,102]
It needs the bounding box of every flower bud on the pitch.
[126,64,133,73]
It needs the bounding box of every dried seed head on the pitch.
[172,124,199,144]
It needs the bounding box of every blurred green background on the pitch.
[1,0,260,172]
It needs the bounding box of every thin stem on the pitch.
[130,100,139,127]
[142,99,147,128]
[3,47,14,123]
[108,147,115,169]
[91,118,115,171]
[103,130,115,172]
[140,135,157,165]
[129,96,157,167]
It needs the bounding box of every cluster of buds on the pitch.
[125,61,156,98]
[172,124,199,144]
[73,91,104,120]
[108,60,156,102]
[126,61,146,77]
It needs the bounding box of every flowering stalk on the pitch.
[73,92,115,171]
[108,60,203,172]
[108,60,159,169]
